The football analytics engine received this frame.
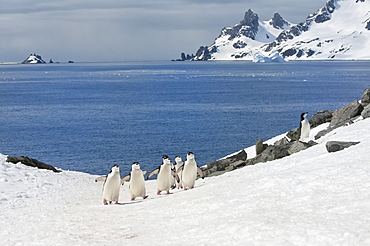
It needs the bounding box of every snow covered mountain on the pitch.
[191,10,293,61]
[185,0,370,61]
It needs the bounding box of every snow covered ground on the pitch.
[1,116,370,245]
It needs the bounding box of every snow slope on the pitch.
[190,0,370,61]
[1,116,370,245]
[268,0,370,60]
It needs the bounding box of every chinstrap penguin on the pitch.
[174,155,184,189]
[299,112,310,140]
[177,152,204,190]
[122,162,148,201]
[95,165,123,205]
[147,155,179,195]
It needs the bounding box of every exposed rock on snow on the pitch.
[361,104,370,118]
[203,88,370,176]
[6,156,61,172]
[329,100,363,127]
[326,140,360,152]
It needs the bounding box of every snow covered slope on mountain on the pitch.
[263,0,370,60]
[192,10,293,61]
[188,0,370,61]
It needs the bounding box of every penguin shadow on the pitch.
[107,200,145,205]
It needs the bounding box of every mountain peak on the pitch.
[270,12,289,29]
[241,9,259,27]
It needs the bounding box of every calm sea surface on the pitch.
[1,60,369,175]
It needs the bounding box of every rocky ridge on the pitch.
[201,88,370,177]
[178,0,370,61]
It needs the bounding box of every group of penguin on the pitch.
[96,112,310,205]
[95,152,205,205]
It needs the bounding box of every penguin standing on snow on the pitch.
[121,162,148,201]
[177,152,204,190]
[147,155,179,195]
[95,165,123,205]
[174,155,184,189]
[299,112,310,140]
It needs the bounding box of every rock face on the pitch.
[202,150,247,177]
[270,12,290,29]
[361,104,370,119]
[21,54,46,64]
[329,100,363,127]
[6,156,61,172]
[326,141,360,153]
[360,88,370,106]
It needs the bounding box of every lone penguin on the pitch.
[176,152,204,190]
[121,162,148,201]
[299,112,310,140]
[95,165,123,205]
[147,155,180,195]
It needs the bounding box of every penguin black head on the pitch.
[132,162,141,170]
[300,112,308,121]
[162,155,170,160]
[187,152,195,160]
[109,165,120,173]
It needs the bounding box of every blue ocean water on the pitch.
[1,61,369,175]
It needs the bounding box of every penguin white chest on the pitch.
[182,160,197,189]
[103,174,121,202]
[157,165,172,191]
[130,170,146,196]
[300,119,310,139]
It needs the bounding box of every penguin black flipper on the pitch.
[95,175,107,182]
[175,164,184,174]
[121,173,131,184]
[171,170,180,183]
[197,166,205,179]
[146,166,160,180]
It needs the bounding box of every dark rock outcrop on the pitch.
[255,139,268,155]
[309,110,333,128]
[6,156,61,172]
[326,141,360,153]
[329,100,363,127]
[270,13,289,29]
[360,88,370,106]
[361,104,370,119]
[202,150,247,177]
[287,127,300,141]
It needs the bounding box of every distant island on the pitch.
[21,53,74,64]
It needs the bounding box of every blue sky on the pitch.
[0,0,326,62]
